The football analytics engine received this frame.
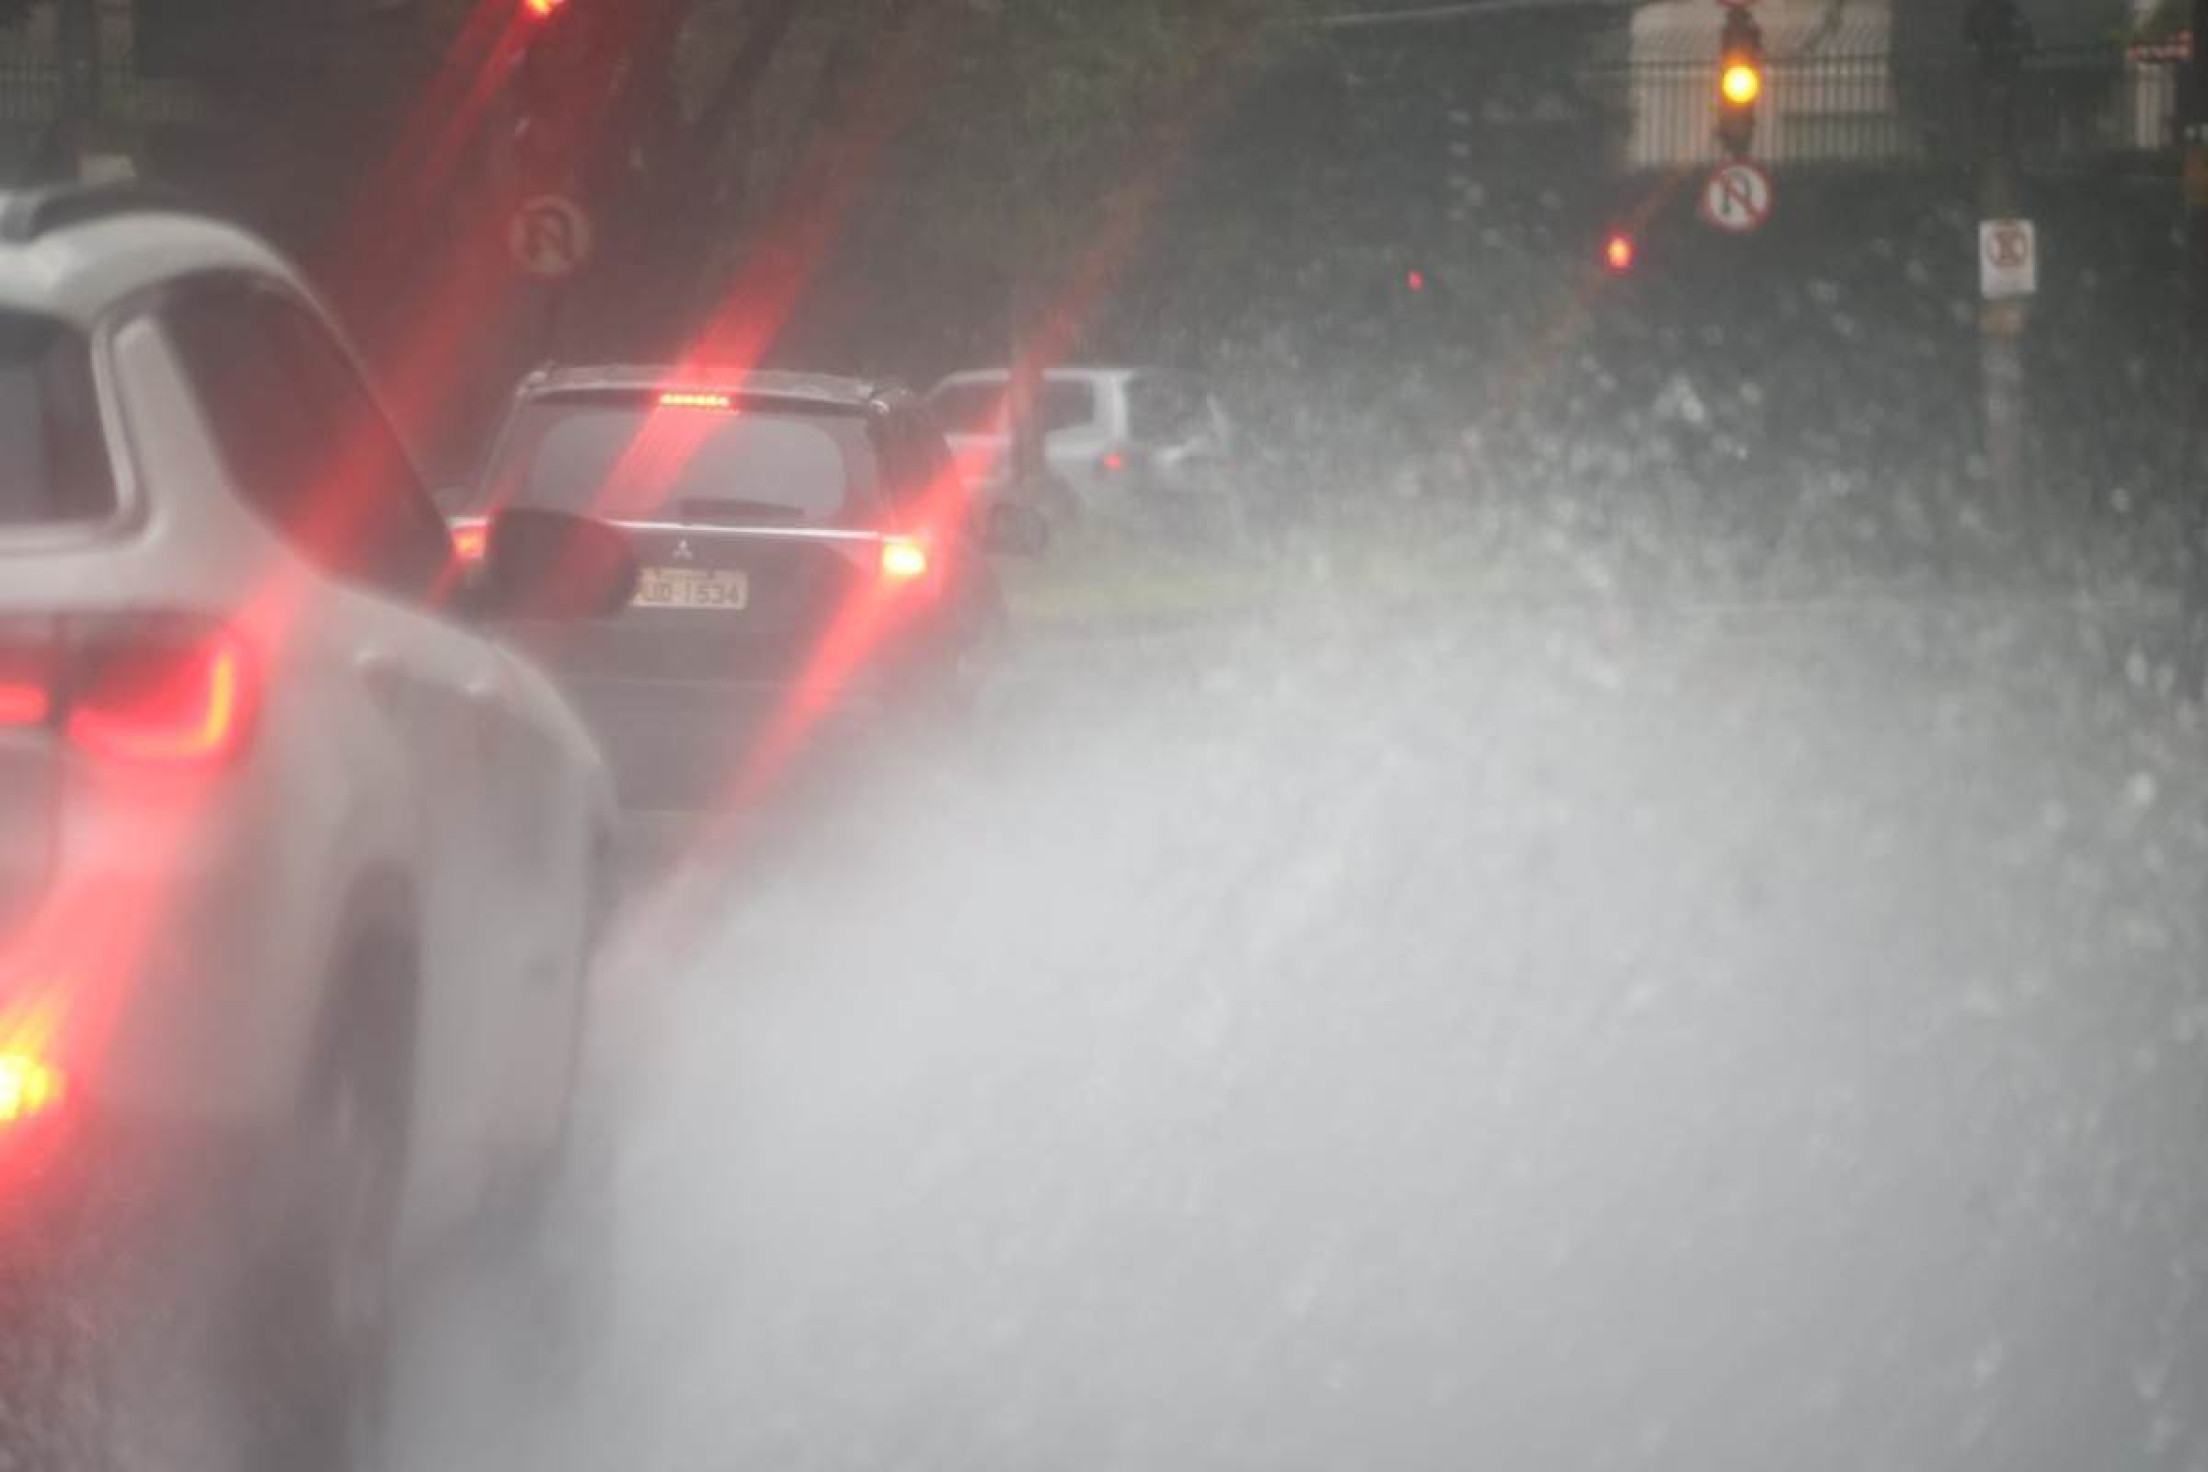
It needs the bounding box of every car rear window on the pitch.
[928,378,1100,437]
[0,311,115,527]
[496,400,876,524]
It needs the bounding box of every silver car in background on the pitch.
[927,366,1240,537]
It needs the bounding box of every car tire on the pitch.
[237,931,414,1472]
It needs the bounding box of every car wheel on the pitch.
[242,936,412,1472]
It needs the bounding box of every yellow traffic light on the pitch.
[1721,62,1763,107]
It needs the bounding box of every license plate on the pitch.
[634,567,750,611]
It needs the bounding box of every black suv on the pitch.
[455,366,1007,811]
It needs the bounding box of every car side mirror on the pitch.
[982,502,1050,557]
[473,509,639,620]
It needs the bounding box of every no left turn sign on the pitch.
[1699,161,1773,234]
[509,194,595,281]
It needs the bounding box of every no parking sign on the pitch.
[1699,161,1773,235]
[509,194,595,281]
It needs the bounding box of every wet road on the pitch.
[391,592,2208,1472]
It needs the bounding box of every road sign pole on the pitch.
[2190,0,2208,315]
[2187,0,2208,389]
[2182,0,2208,667]
[541,283,564,364]
[1971,0,2030,539]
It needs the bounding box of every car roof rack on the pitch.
[0,181,208,245]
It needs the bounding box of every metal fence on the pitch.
[1595,48,2183,173]
[0,36,207,128]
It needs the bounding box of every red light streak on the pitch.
[307,0,1276,991]
[589,5,1274,960]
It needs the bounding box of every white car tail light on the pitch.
[0,1050,64,1126]
[0,618,257,766]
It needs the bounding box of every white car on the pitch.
[0,186,626,1465]
[927,366,1240,531]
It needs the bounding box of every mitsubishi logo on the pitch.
[672,539,697,563]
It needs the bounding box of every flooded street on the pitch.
[393,588,2208,1472]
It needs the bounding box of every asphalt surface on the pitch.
[389,590,2208,1472]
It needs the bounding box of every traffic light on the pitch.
[1716,8,1764,159]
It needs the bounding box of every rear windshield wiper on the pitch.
[678,498,808,525]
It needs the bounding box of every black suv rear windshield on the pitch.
[489,397,877,524]
[0,311,114,527]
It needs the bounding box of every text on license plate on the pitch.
[634,567,750,610]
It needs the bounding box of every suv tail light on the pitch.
[880,537,931,582]
[450,518,490,568]
[0,618,256,767]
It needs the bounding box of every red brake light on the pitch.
[880,537,930,582]
[1100,451,1128,474]
[65,626,255,767]
[0,1051,64,1125]
[451,519,490,566]
[658,392,732,410]
[523,0,566,18]
[1604,233,1637,275]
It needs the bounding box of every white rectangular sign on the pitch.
[1979,219,2037,301]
